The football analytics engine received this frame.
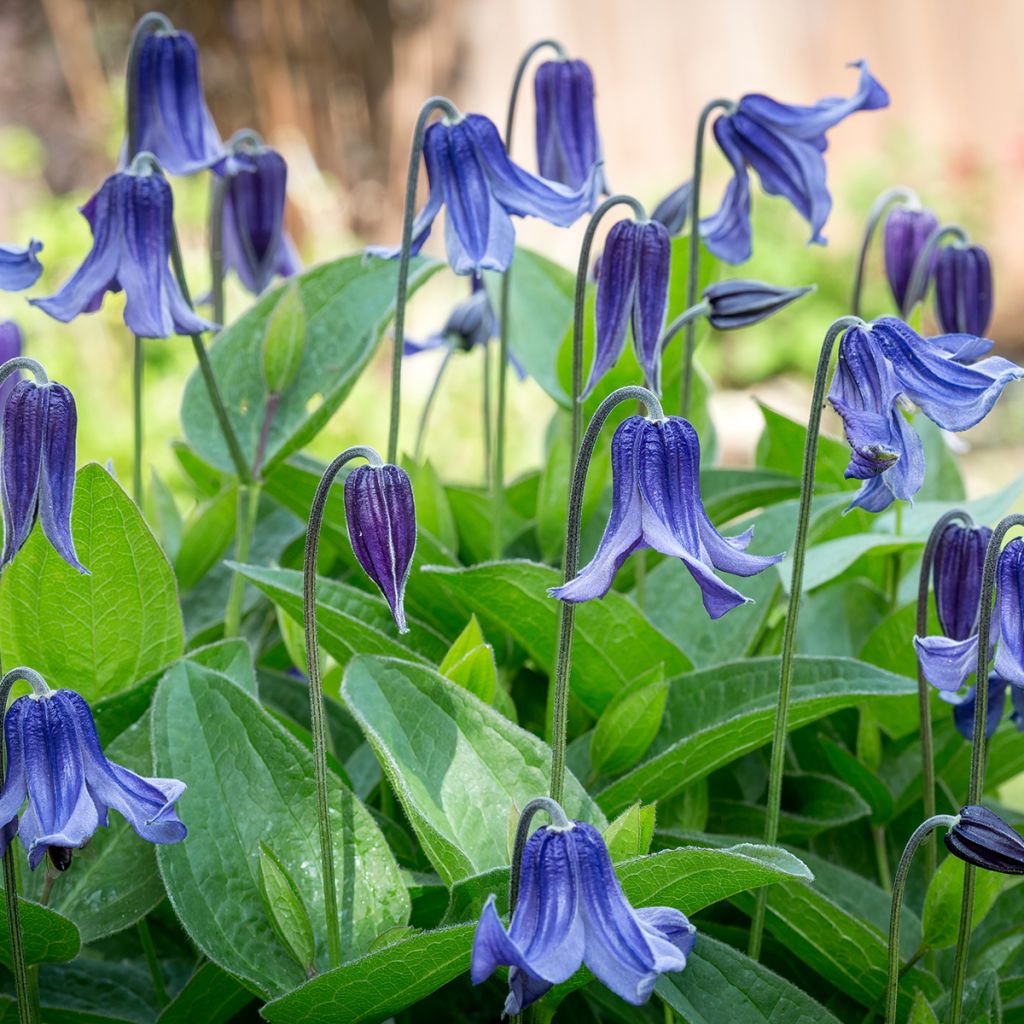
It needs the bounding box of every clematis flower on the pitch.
[0,686,186,869]
[0,239,43,292]
[934,243,993,337]
[471,819,694,1013]
[216,145,300,295]
[945,675,1024,742]
[345,463,416,633]
[650,181,693,236]
[883,204,938,314]
[31,166,215,339]
[125,28,225,176]
[549,415,783,617]
[703,279,813,330]
[945,805,1024,875]
[1,379,86,574]
[534,58,607,195]
[934,524,992,642]
[0,322,23,412]
[586,219,671,395]
[699,62,889,264]
[368,113,600,275]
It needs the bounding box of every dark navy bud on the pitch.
[934,243,993,337]
[883,204,938,313]
[344,464,417,634]
[650,181,692,236]
[534,58,606,195]
[703,279,813,331]
[945,805,1024,875]
[934,523,992,641]
[441,280,497,352]
[47,846,73,872]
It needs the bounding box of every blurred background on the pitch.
[2,0,1023,495]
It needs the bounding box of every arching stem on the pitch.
[904,224,970,319]
[850,186,918,318]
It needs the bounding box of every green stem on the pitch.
[549,385,664,804]
[209,170,229,328]
[137,918,169,1007]
[747,315,863,960]
[413,346,455,467]
[386,96,461,467]
[885,815,957,1023]
[482,341,493,490]
[873,825,892,892]
[132,335,144,506]
[124,13,173,161]
[303,445,383,968]
[850,186,918,318]
[682,97,734,419]
[948,513,1024,1023]
[904,223,970,320]
[224,482,261,637]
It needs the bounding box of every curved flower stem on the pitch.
[508,797,571,911]
[0,357,48,388]
[682,97,733,420]
[904,223,970,319]
[136,918,169,1006]
[747,315,864,960]
[569,195,647,464]
[482,342,493,490]
[386,96,461,467]
[949,513,1024,1024]
[915,509,974,883]
[132,336,144,505]
[549,385,664,805]
[659,301,712,355]
[850,186,918,318]
[303,444,383,968]
[885,814,958,1023]
[413,346,455,467]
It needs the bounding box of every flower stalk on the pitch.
[850,186,918,318]
[903,223,969,319]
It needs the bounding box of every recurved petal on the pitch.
[699,118,752,265]
[585,220,638,397]
[994,539,1024,686]
[1,380,47,567]
[929,331,994,364]
[38,384,87,574]
[914,633,981,693]
[846,475,897,515]
[0,239,44,292]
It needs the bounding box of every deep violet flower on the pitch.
[31,167,215,339]
[471,819,695,1013]
[344,463,416,633]
[945,805,1024,875]
[0,239,43,292]
[368,113,600,275]
[1,379,86,574]
[550,415,783,617]
[0,322,23,413]
[883,203,938,314]
[650,181,693,236]
[405,276,496,356]
[703,279,813,330]
[0,687,186,868]
[934,243,994,338]
[934,523,992,642]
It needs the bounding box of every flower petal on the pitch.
[699,118,752,264]
[585,220,637,397]
[995,539,1024,687]
[1,380,47,568]
[38,384,87,574]
[0,239,44,293]
[914,633,981,692]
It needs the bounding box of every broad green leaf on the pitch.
[596,656,917,816]
[421,560,691,715]
[796,579,889,658]
[922,854,1004,950]
[909,991,940,1023]
[182,254,440,473]
[156,961,253,1023]
[590,668,667,777]
[341,655,603,885]
[262,279,307,394]
[401,458,457,555]
[0,464,184,701]
[438,616,497,703]
[657,933,844,1024]
[699,467,801,524]
[445,485,531,566]
[819,735,894,824]
[149,468,183,562]
[603,803,655,862]
[0,892,80,968]
[172,440,224,497]
[258,841,316,974]
[754,402,849,487]
[153,656,408,997]
[173,485,238,590]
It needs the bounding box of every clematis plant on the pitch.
[935,242,993,336]
[0,240,43,292]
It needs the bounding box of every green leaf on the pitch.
[149,468,183,562]
[341,655,603,885]
[595,656,917,816]
[182,254,440,473]
[909,991,940,1023]
[421,560,690,715]
[0,464,184,701]
[262,279,307,394]
[156,962,253,1024]
[401,458,457,555]
[438,616,497,703]
[0,892,80,968]
[699,467,801,524]
[0,961,157,1022]
[153,654,408,997]
[922,854,1004,950]
[603,803,655,862]
[258,841,316,974]
[755,402,850,487]
[657,933,844,1024]
[590,667,668,777]
[819,735,894,824]
[173,485,238,590]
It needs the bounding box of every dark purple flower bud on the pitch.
[1,379,86,574]
[31,168,215,339]
[368,113,600,275]
[703,279,813,330]
[218,146,300,295]
[47,846,73,872]
[882,204,938,314]
[472,819,694,1013]
[933,523,992,641]
[586,220,670,396]
[0,321,23,413]
[127,29,225,176]
[550,416,782,617]
[0,688,186,868]
[945,805,1024,875]
[534,58,607,196]
[934,243,994,337]
[947,675,1007,741]
[0,239,43,292]
[650,180,692,236]
[344,464,416,633]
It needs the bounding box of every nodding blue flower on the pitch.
[650,181,693,236]
[700,61,889,264]
[883,204,938,314]
[0,322,23,413]
[217,145,300,295]
[471,819,695,1013]
[0,687,186,869]
[126,28,225,176]
[345,464,416,633]
[0,239,43,292]
[946,675,1012,742]
[586,219,671,395]
[1,379,86,575]
[368,113,601,275]
[31,166,215,339]
[534,58,607,196]
[828,317,1024,512]
[945,805,1024,875]
[934,243,993,337]
[703,279,813,330]
[550,415,783,617]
